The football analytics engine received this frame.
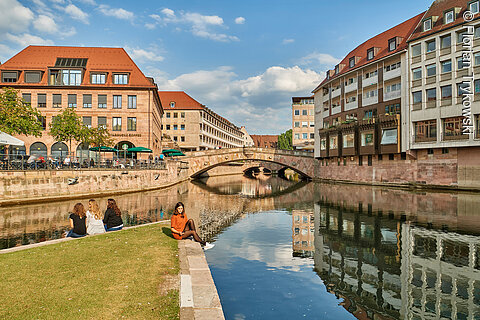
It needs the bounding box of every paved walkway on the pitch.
[178,240,225,320]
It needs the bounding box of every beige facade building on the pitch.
[241,126,254,147]
[158,91,244,151]
[292,96,315,150]
[292,210,314,257]
[0,46,163,159]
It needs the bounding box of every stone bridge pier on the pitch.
[184,147,315,179]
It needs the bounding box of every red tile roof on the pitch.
[250,135,278,148]
[409,0,480,42]
[0,45,155,88]
[158,91,204,110]
[313,12,425,92]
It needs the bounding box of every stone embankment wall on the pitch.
[0,160,189,205]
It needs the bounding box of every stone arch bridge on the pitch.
[183,147,315,179]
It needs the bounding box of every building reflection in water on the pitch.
[292,209,315,258]
[313,183,480,320]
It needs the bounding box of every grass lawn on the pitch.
[0,223,179,320]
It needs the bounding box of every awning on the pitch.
[89,146,118,152]
[127,147,152,153]
[0,132,25,146]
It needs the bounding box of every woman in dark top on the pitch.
[66,203,87,238]
[103,198,123,231]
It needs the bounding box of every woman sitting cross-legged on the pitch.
[170,202,214,249]
[66,203,87,238]
[86,199,106,235]
[103,198,124,232]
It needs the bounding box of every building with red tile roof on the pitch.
[158,91,244,151]
[0,45,163,159]
[250,135,278,149]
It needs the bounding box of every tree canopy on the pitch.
[278,129,293,150]
[0,87,43,136]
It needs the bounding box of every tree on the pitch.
[49,107,83,156]
[0,87,43,136]
[83,126,114,148]
[278,129,293,150]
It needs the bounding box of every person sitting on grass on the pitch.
[86,199,106,235]
[66,203,87,238]
[170,202,214,249]
[103,198,124,231]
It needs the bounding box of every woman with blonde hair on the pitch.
[66,203,87,238]
[86,199,105,235]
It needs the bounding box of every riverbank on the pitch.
[0,222,179,319]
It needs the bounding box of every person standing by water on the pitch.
[66,203,87,238]
[170,202,214,249]
[86,199,106,235]
[103,198,124,231]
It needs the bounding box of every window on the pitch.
[166,124,170,130]
[2,71,18,83]
[302,121,308,128]
[441,35,451,48]
[181,124,185,130]
[294,110,300,116]
[441,85,452,99]
[426,88,436,101]
[39,116,46,130]
[37,94,46,108]
[412,44,422,57]
[441,60,452,73]
[302,109,308,116]
[98,95,107,108]
[112,117,122,131]
[388,38,397,51]
[475,79,480,93]
[173,136,178,142]
[426,64,436,76]
[180,136,185,142]
[173,112,178,118]
[458,83,471,96]
[364,70,377,79]
[83,116,92,128]
[25,72,41,83]
[367,48,374,60]
[127,117,137,131]
[347,96,356,103]
[475,52,480,66]
[413,91,422,104]
[166,112,171,118]
[173,124,178,130]
[361,132,374,146]
[476,26,480,38]
[444,10,454,24]
[363,109,377,120]
[443,117,464,137]
[349,57,355,68]
[22,93,31,104]
[113,95,122,109]
[53,94,62,108]
[294,133,300,140]
[457,30,467,43]
[412,67,422,80]
[294,122,300,128]
[343,134,354,148]
[181,112,185,118]
[127,95,137,109]
[302,133,308,139]
[83,94,92,108]
[320,139,327,150]
[458,57,466,69]
[98,117,107,128]
[113,74,128,84]
[310,121,314,127]
[385,103,400,114]
[386,83,401,93]
[310,133,314,139]
[385,62,401,72]
[329,136,338,149]
[426,40,436,52]
[470,1,479,14]
[91,73,106,84]
[68,94,77,108]
[61,70,82,85]
[364,89,377,99]
[170,102,175,108]
[424,18,432,31]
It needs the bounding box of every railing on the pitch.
[0,154,167,171]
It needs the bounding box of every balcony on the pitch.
[331,105,341,115]
[323,110,329,118]
[345,100,358,111]
[384,68,401,81]
[362,96,378,106]
[344,82,357,93]
[331,88,341,98]
[384,90,401,101]
[322,94,329,103]
[363,75,378,87]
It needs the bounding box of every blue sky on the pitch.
[0,0,433,134]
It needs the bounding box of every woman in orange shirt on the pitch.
[170,202,206,245]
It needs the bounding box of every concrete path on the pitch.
[178,240,225,320]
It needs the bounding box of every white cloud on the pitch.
[125,46,164,62]
[98,5,134,20]
[235,17,245,24]
[5,33,54,47]
[64,4,89,24]
[298,52,341,67]
[33,15,58,33]
[0,0,34,34]
[77,0,96,5]
[144,23,156,30]
[282,38,295,45]
[0,44,18,63]
[154,65,322,134]
[161,8,175,18]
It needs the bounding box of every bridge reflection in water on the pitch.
[311,185,480,320]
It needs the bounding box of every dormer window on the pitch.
[388,38,397,52]
[444,10,454,24]
[25,71,41,83]
[334,65,339,74]
[2,71,18,83]
[367,48,374,60]
[424,18,432,31]
[349,57,355,68]
[170,101,175,108]
[91,73,106,84]
[113,73,128,85]
[470,1,479,14]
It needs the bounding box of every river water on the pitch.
[1,175,480,319]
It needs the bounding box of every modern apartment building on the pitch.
[313,14,424,163]
[292,96,314,150]
[292,210,314,257]
[158,91,244,151]
[0,45,163,158]
[407,0,480,160]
